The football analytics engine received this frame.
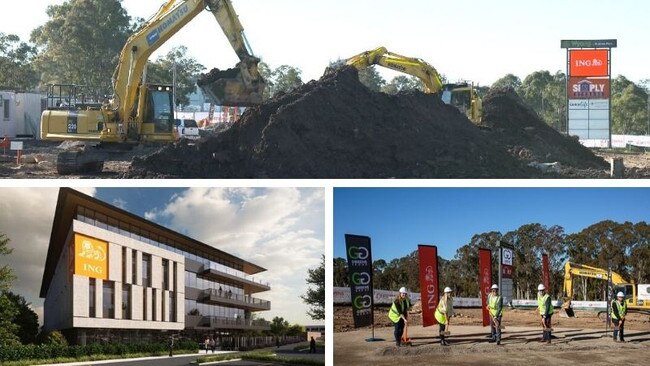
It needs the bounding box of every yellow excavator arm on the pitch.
[345,47,443,94]
[563,262,628,299]
[343,47,482,124]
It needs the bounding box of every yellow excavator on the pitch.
[561,262,650,317]
[344,47,482,124]
[40,0,265,175]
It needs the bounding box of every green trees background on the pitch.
[334,220,650,302]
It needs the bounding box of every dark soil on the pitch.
[481,87,608,169]
[126,67,605,179]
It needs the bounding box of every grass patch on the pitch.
[293,341,325,352]
[198,351,324,365]
[1,349,197,366]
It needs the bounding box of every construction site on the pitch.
[2,65,649,179]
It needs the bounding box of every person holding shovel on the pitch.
[537,284,553,344]
[611,291,627,342]
[388,287,412,347]
[487,284,503,345]
[435,287,454,346]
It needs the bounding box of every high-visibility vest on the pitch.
[611,300,627,320]
[388,298,410,323]
[537,293,552,315]
[435,295,453,324]
[488,294,502,317]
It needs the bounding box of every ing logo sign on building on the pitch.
[74,233,108,280]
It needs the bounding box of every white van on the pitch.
[174,118,200,140]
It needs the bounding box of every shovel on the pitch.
[401,320,412,346]
[440,322,451,336]
[541,317,553,332]
[492,317,506,331]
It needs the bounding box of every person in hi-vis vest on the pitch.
[388,287,412,347]
[537,284,553,344]
[611,291,627,342]
[487,284,503,345]
[434,287,454,346]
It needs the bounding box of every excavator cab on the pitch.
[197,57,265,107]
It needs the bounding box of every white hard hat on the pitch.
[491,284,499,290]
[399,287,408,294]
[444,287,453,293]
[537,284,546,291]
[616,292,624,298]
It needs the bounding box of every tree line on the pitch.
[334,220,650,302]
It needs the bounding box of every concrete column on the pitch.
[125,248,132,285]
[145,287,153,321]
[176,262,185,294]
[108,243,121,282]
[136,251,142,286]
[72,275,89,318]
[131,284,143,320]
[114,282,122,320]
[167,261,174,291]
[163,290,170,322]
[95,279,103,318]
[152,255,162,289]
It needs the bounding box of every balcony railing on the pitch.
[204,262,270,287]
[203,315,271,329]
[201,288,271,310]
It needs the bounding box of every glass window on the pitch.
[132,250,137,284]
[122,284,131,320]
[122,247,127,283]
[169,292,175,322]
[89,278,95,317]
[152,290,157,321]
[142,254,151,287]
[162,259,169,290]
[173,262,177,292]
[143,288,148,320]
[103,281,114,319]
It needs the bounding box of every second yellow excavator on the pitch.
[343,47,482,124]
[562,262,650,317]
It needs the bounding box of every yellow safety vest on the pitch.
[488,294,502,317]
[611,300,627,320]
[388,298,410,323]
[537,293,552,315]
[435,295,453,324]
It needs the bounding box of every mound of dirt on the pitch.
[126,68,606,178]
[482,87,608,169]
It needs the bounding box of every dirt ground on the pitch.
[334,306,650,365]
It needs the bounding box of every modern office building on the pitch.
[40,188,271,344]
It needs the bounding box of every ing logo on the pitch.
[74,233,108,280]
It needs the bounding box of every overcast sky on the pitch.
[0,187,324,327]
[0,0,648,86]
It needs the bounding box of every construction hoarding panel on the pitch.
[418,245,439,327]
[74,233,108,280]
[479,248,492,327]
[542,254,550,292]
[569,49,609,77]
[568,77,610,99]
[345,234,374,328]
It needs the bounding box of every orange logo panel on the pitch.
[74,233,108,280]
[570,49,609,77]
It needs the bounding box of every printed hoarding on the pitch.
[418,245,439,327]
[569,77,610,99]
[74,233,108,280]
[345,234,374,328]
[569,49,609,77]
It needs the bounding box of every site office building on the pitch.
[40,188,271,344]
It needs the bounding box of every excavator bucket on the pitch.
[198,58,265,107]
[560,299,576,318]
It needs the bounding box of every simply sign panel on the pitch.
[345,234,374,328]
[568,77,610,99]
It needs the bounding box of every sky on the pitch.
[334,187,650,262]
[0,187,324,327]
[0,0,648,86]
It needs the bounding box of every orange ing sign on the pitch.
[569,49,609,77]
[74,233,108,280]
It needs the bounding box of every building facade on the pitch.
[40,188,271,345]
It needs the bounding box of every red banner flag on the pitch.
[418,245,439,327]
[542,254,550,292]
[479,248,492,327]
